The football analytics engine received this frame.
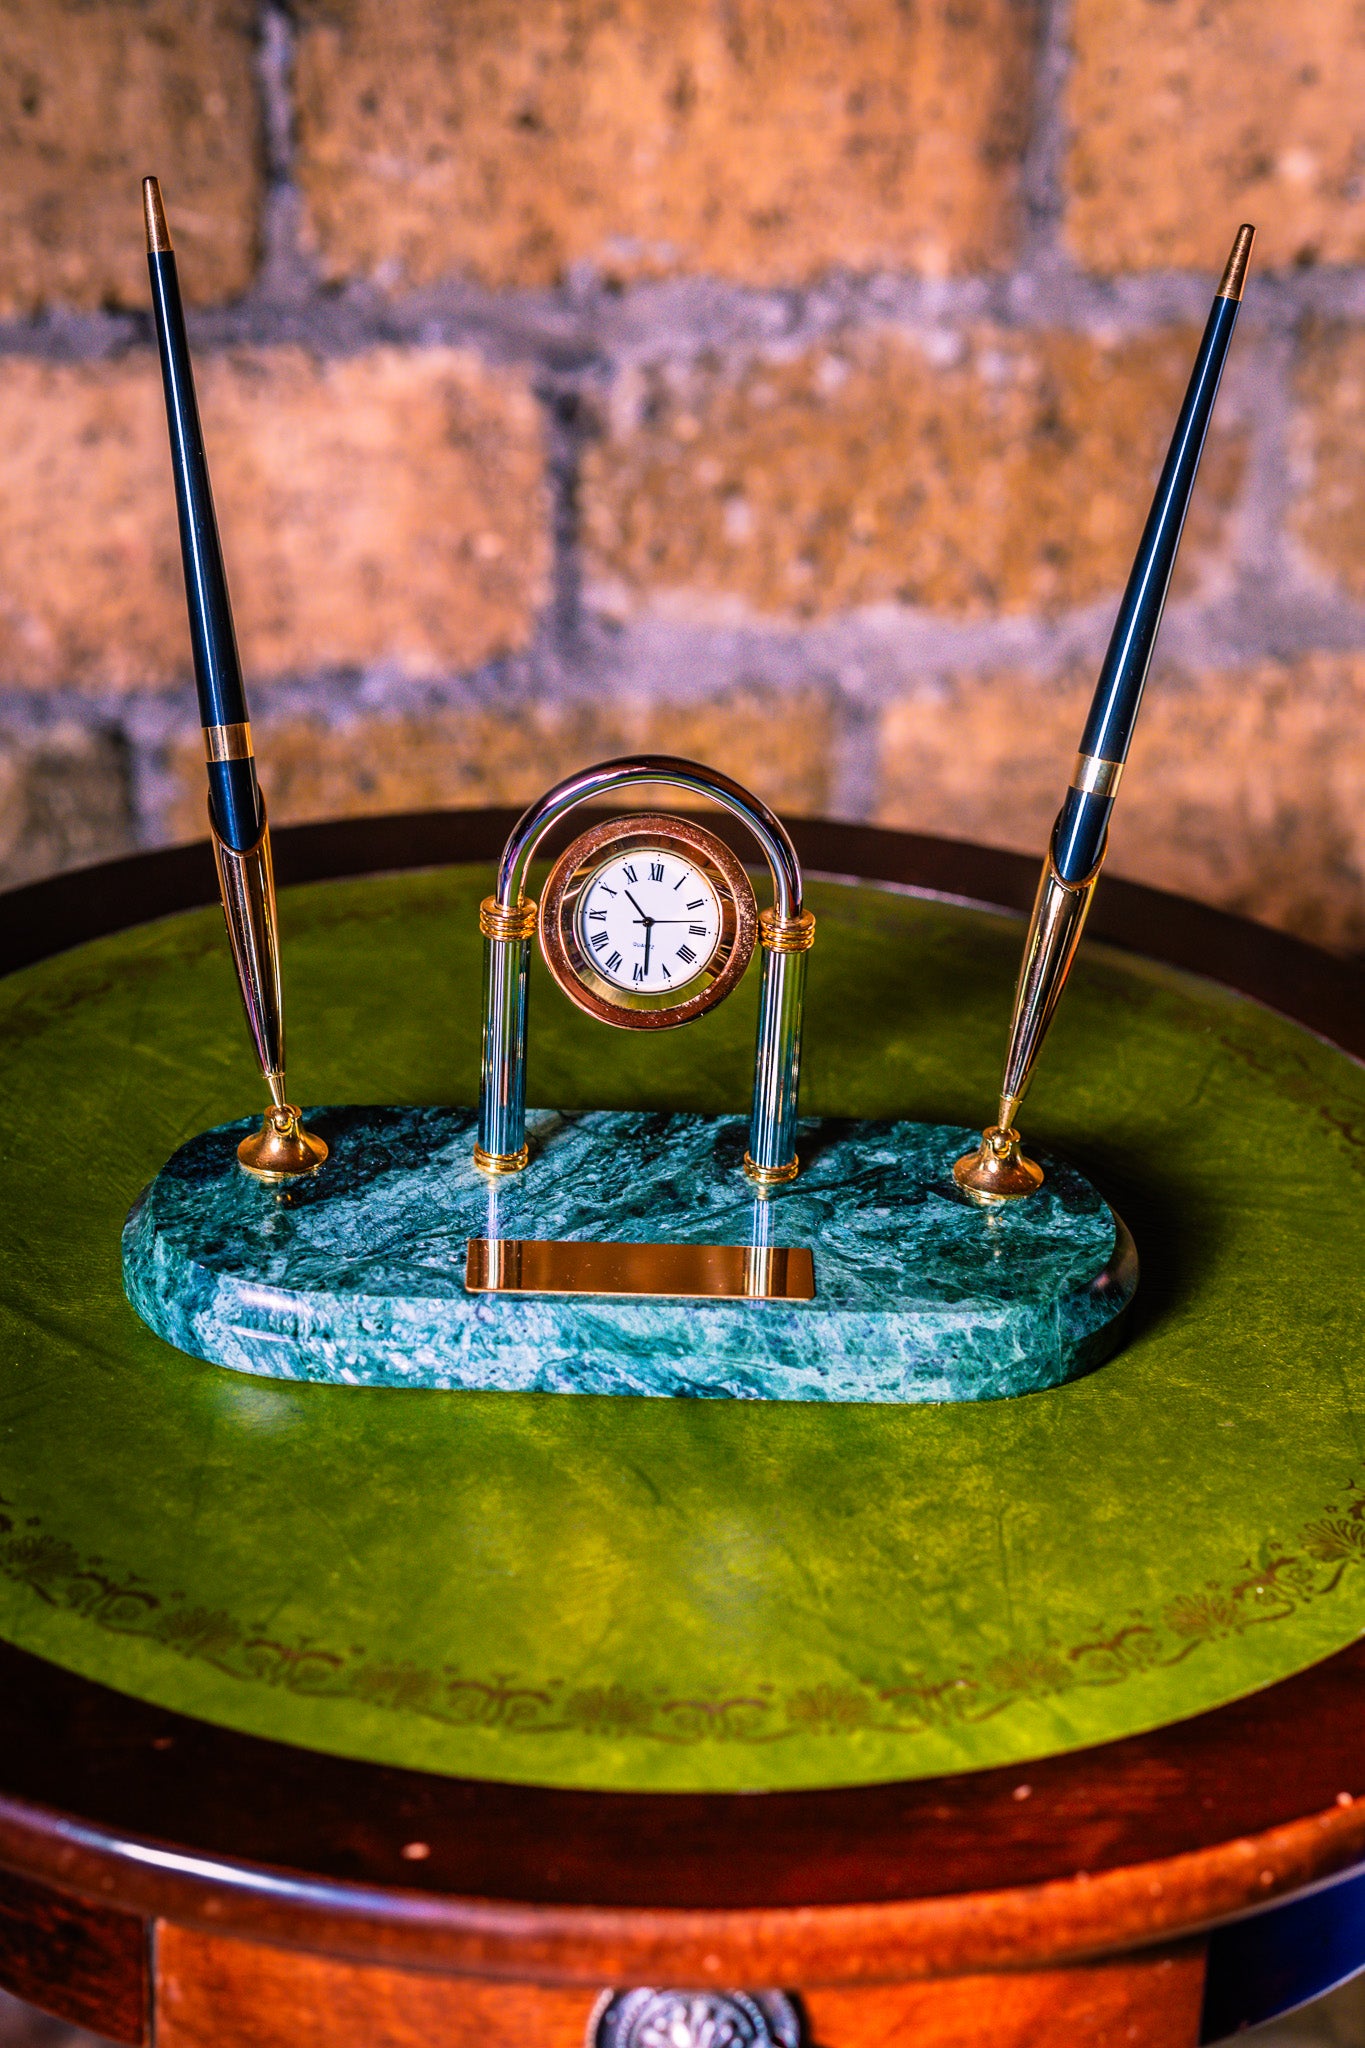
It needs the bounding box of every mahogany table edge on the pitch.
[0,1789,1362,1989]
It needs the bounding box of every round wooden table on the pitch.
[0,811,1363,2048]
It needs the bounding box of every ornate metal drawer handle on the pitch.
[591,1989,802,2048]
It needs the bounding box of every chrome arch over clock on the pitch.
[474,755,814,1185]
[590,1988,802,2048]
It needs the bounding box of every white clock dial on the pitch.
[577,850,723,993]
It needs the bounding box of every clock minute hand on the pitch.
[619,890,656,973]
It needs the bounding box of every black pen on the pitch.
[144,176,326,1180]
[956,225,1255,1202]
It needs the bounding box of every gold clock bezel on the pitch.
[539,813,758,1030]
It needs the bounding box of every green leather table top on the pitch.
[0,863,1362,1794]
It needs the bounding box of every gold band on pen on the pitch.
[1069,752,1124,799]
[204,721,254,763]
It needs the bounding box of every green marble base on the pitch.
[123,1107,1135,1404]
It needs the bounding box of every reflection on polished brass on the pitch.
[759,906,816,953]
[743,1151,800,1188]
[204,721,254,763]
[465,1236,816,1301]
[959,844,1100,1202]
[952,1124,1045,1205]
[142,175,172,254]
[1217,223,1256,302]
[479,895,538,943]
[237,1102,328,1182]
[211,811,284,1084]
[998,852,1101,1132]
[210,805,326,1178]
[1069,752,1124,799]
[473,1142,530,1176]
[539,814,758,1030]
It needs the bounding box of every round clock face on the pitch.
[576,853,722,994]
[539,814,758,1029]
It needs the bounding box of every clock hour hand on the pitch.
[624,889,653,926]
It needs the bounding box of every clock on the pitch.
[539,814,759,1029]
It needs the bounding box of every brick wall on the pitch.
[2,0,1365,948]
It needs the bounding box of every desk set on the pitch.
[124,200,1261,1409]
[0,196,1362,2048]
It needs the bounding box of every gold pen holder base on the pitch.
[237,1104,329,1182]
[952,1126,1045,1205]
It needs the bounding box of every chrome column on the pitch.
[474,895,537,1173]
[744,907,815,1187]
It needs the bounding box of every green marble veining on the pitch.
[122,1108,1134,1402]
[0,866,1363,1793]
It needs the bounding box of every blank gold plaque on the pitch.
[465,1238,815,1302]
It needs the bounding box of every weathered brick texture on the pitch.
[1290,321,1365,598]
[0,348,548,691]
[0,0,262,313]
[878,658,1365,949]
[0,725,135,887]
[1066,0,1365,272]
[0,0,1356,958]
[294,0,1038,289]
[583,331,1243,622]
[164,687,836,842]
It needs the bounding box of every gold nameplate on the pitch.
[465,1238,815,1302]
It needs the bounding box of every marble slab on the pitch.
[123,1107,1136,1404]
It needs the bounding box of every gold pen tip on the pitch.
[1217,223,1255,302]
[142,176,172,255]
